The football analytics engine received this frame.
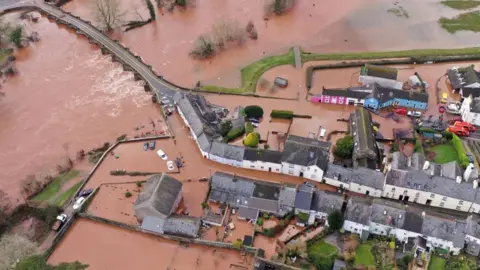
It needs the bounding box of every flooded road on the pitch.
[0,13,160,203]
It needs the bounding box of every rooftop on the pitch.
[320,85,372,100]
[391,152,425,171]
[243,148,282,164]
[370,199,407,229]
[323,163,385,190]
[447,65,480,89]
[163,215,201,238]
[294,184,315,211]
[370,83,429,104]
[209,141,245,161]
[345,197,372,225]
[350,108,379,169]
[281,135,331,169]
[361,64,398,80]
[310,190,344,215]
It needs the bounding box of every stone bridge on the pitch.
[0,0,186,101]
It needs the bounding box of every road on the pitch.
[0,0,179,100]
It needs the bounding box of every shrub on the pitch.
[175,0,189,8]
[334,135,354,159]
[270,110,294,119]
[116,134,127,142]
[190,35,215,59]
[452,134,470,168]
[263,228,275,237]
[10,26,23,48]
[244,105,264,118]
[225,126,245,142]
[442,131,453,140]
[245,122,254,134]
[327,210,344,230]
[233,238,243,249]
[220,120,233,136]
[264,0,295,16]
[201,202,209,209]
[246,20,255,33]
[243,132,260,147]
[250,29,258,40]
[389,241,395,249]
[257,217,264,226]
[136,181,142,187]
[211,18,246,49]
[125,191,132,198]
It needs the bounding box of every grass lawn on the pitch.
[33,170,79,202]
[52,180,83,207]
[429,143,459,164]
[428,256,446,270]
[442,0,480,10]
[308,240,338,258]
[355,244,375,267]
[439,11,480,33]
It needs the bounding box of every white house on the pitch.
[310,189,344,220]
[208,141,244,167]
[242,148,282,173]
[447,65,480,97]
[358,64,403,90]
[322,164,384,197]
[343,198,372,240]
[280,135,331,182]
[460,95,480,126]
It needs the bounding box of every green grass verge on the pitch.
[355,244,375,267]
[201,48,295,94]
[442,0,480,10]
[440,11,480,33]
[33,170,80,202]
[429,143,459,164]
[428,256,446,270]
[53,181,83,207]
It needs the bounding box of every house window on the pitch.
[459,201,464,205]
[403,190,408,195]
[391,187,396,191]
[261,166,264,169]
[288,169,294,175]
[314,169,317,172]
[430,194,435,198]
[442,196,447,201]
[456,206,462,210]
[289,164,294,169]
[440,202,445,207]
[250,165,255,168]
[415,192,420,198]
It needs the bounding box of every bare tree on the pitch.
[0,234,38,270]
[94,0,125,32]
[20,175,41,199]
[211,18,246,49]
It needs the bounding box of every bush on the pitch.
[225,126,245,142]
[243,132,260,147]
[116,134,127,142]
[10,26,23,48]
[452,134,470,168]
[334,135,354,159]
[264,0,295,16]
[190,35,216,59]
[125,191,132,198]
[270,110,294,119]
[136,181,142,187]
[233,238,243,249]
[220,120,233,136]
[257,217,264,226]
[245,122,254,134]
[244,105,264,118]
[442,131,453,140]
[201,202,209,209]
[327,210,344,230]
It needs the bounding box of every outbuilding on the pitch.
[274,77,288,88]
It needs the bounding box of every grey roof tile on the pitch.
[350,108,379,169]
[281,135,330,169]
[345,197,372,225]
[209,141,245,161]
[243,148,282,164]
[310,190,344,215]
[163,215,201,238]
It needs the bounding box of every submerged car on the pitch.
[157,149,167,160]
[78,188,93,197]
[175,157,183,168]
[143,142,148,151]
[148,141,156,150]
[167,160,175,171]
[73,197,86,210]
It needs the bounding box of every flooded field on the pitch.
[253,235,277,260]
[48,218,254,269]
[0,13,161,204]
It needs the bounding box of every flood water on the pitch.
[0,13,160,204]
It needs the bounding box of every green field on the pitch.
[33,170,79,202]
[355,244,375,267]
[440,11,480,33]
[308,240,338,258]
[442,0,480,10]
[53,181,83,207]
[429,143,459,164]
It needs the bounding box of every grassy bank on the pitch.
[429,143,459,164]
[442,0,480,10]
[53,181,83,207]
[440,11,480,33]
[33,170,79,202]
[355,244,375,268]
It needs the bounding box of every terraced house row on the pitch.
[173,92,480,215]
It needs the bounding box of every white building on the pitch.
[280,135,331,182]
[242,148,282,173]
[460,95,480,126]
[359,64,403,90]
[322,164,384,197]
[343,198,372,240]
[208,141,244,167]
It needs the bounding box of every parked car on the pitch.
[52,214,67,231]
[248,118,259,123]
[251,122,259,128]
[78,188,93,197]
[148,141,156,150]
[439,105,446,113]
[73,197,86,210]
[394,108,407,115]
[167,160,175,171]
[467,153,475,163]
[441,92,448,104]
[407,111,422,118]
[199,177,208,182]
[143,142,148,151]
[157,149,167,160]
[175,157,183,168]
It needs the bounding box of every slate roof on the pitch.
[385,169,479,202]
[421,215,466,248]
[140,215,166,234]
[471,98,480,113]
[370,199,407,228]
[248,197,279,213]
[208,172,255,206]
[238,206,260,220]
[402,212,424,233]
[323,163,354,184]
[310,190,344,215]
[134,174,183,218]
[163,215,201,238]
[294,184,315,211]
[350,108,379,169]
[461,87,480,99]
[349,167,385,190]
[243,148,282,164]
[448,65,480,90]
[281,135,331,169]
[197,133,212,152]
[466,215,480,239]
[370,83,429,104]
[345,197,372,225]
[253,182,281,200]
[320,85,372,99]
[278,185,297,208]
[361,64,398,80]
[209,141,245,161]
[391,152,425,171]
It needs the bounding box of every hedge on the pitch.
[245,122,254,134]
[451,134,470,168]
[225,126,245,142]
[271,110,294,119]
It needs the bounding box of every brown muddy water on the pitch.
[0,13,160,204]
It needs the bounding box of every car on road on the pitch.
[407,111,422,118]
[157,149,167,160]
[143,142,148,151]
[52,214,68,231]
[175,157,183,168]
[73,197,86,210]
[78,188,93,197]
[167,160,175,171]
[395,108,407,115]
[439,106,446,113]
[148,141,156,150]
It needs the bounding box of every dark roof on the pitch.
[281,135,331,169]
[370,83,429,104]
[243,148,282,164]
[134,174,183,218]
[243,235,253,246]
[320,85,372,100]
[163,215,201,238]
[466,215,480,239]
[238,206,259,220]
[323,163,385,190]
[361,64,398,80]
[422,215,466,248]
[350,108,379,169]
[448,65,480,90]
[140,216,166,234]
[209,141,245,161]
[370,199,407,228]
[253,182,281,200]
[248,197,279,213]
[471,98,480,113]
[310,190,344,215]
[345,197,372,225]
[294,184,314,211]
[208,172,255,206]
[461,87,480,99]
[391,152,425,171]
[402,212,423,233]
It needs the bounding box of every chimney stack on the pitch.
[407,157,412,167]
[474,180,479,189]
[456,176,462,184]
[464,163,475,182]
[423,161,430,171]
[422,211,425,217]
